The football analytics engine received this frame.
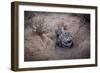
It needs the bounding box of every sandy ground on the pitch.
[24,11,90,61]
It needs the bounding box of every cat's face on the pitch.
[56,27,73,48]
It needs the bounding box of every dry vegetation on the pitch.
[24,11,90,61]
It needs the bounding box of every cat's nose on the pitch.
[67,40,72,43]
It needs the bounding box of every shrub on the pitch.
[30,15,49,34]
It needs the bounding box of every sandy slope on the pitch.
[24,12,90,61]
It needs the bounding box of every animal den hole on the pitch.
[56,26,73,48]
